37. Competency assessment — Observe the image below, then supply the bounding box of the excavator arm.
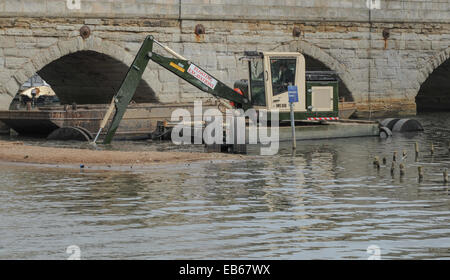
[98,35,250,144]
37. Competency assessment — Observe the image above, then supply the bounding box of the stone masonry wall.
[0,0,449,116]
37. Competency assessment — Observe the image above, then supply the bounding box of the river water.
[0,112,449,260]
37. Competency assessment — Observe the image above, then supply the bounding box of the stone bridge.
[0,0,449,117]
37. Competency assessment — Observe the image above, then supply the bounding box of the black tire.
[47,126,91,141]
[74,126,93,140]
[379,118,400,131]
[379,127,393,138]
[392,119,424,132]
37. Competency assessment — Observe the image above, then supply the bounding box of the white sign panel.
[67,0,81,10]
[366,0,381,10]
[187,64,218,90]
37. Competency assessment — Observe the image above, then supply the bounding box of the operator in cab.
[272,60,295,95]
[279,63,295,87]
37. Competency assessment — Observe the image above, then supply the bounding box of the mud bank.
[0,140,238,167]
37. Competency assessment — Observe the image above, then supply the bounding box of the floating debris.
[391,162,395,176]
[415,142,419,161]
[373,156,380,169]
[444,169,448,184]
[402,150,408,160]
[418,166,424,181]
[399,163,405,176]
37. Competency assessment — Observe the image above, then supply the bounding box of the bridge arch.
[1,36,161,107]
[416,47,450,112]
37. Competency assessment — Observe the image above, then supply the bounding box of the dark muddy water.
[0,113,449,259]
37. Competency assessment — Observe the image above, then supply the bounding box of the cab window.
[249,59,266,106]
[270,58,296,96]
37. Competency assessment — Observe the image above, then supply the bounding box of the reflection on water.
[0,113,449,259]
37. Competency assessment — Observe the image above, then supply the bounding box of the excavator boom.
[100,35,250,144]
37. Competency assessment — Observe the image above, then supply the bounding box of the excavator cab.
[242,51,339,120]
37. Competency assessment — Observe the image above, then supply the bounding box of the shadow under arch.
[416,47,450,112]
[4,36,160,106]
[303,54,353,101]
[37,50,157,104]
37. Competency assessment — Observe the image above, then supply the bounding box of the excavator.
[95,35,340,144]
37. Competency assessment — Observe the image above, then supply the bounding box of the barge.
[0,100,375,141]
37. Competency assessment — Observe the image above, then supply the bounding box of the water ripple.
[0,113,449,259]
